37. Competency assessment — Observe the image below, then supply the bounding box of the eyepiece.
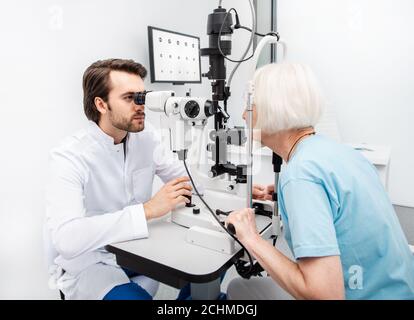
[133,91,151,105]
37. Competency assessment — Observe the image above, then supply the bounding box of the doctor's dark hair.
[82,59,147,123]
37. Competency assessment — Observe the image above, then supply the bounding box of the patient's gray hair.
[253,62,325,134]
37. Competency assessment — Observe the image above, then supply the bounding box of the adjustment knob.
[184,100,200,118]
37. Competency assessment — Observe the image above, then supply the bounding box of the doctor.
[226,63,414,300]
[45,59,193,300]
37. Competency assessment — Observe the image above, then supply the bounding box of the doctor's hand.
[143,176,192,220]
[225,208,260,244]
[253,184,274,201]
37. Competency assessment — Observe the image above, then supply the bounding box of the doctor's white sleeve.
[152,135,205,194]
[45,151,148,260]
[153,139,187,182]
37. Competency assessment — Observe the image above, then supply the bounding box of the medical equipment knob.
[184,195,195,207]
[227,223,236,235]
[184,100,200,118]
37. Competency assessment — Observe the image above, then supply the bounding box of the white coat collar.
[87,121,128,150]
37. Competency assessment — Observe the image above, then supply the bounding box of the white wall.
[277,0,414,207]
[0,0,253,299]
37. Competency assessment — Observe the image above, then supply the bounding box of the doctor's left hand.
[225,208,260,244]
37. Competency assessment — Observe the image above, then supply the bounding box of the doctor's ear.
[94,97,109,115]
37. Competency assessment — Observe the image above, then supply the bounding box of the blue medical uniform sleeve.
[281,179,340,260]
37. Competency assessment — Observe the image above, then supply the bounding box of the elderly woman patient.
[226,63,414,300]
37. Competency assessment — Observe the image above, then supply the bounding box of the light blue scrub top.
[278,134,414,299]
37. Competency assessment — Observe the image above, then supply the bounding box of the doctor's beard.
[108,104,145,133]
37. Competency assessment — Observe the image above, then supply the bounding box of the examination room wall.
[0,0,253,299]
[277,0,414,209]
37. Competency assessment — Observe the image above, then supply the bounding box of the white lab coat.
[45,121,187,299]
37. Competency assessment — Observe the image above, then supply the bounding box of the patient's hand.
[226,208,259,243]
[252,184,274,201]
